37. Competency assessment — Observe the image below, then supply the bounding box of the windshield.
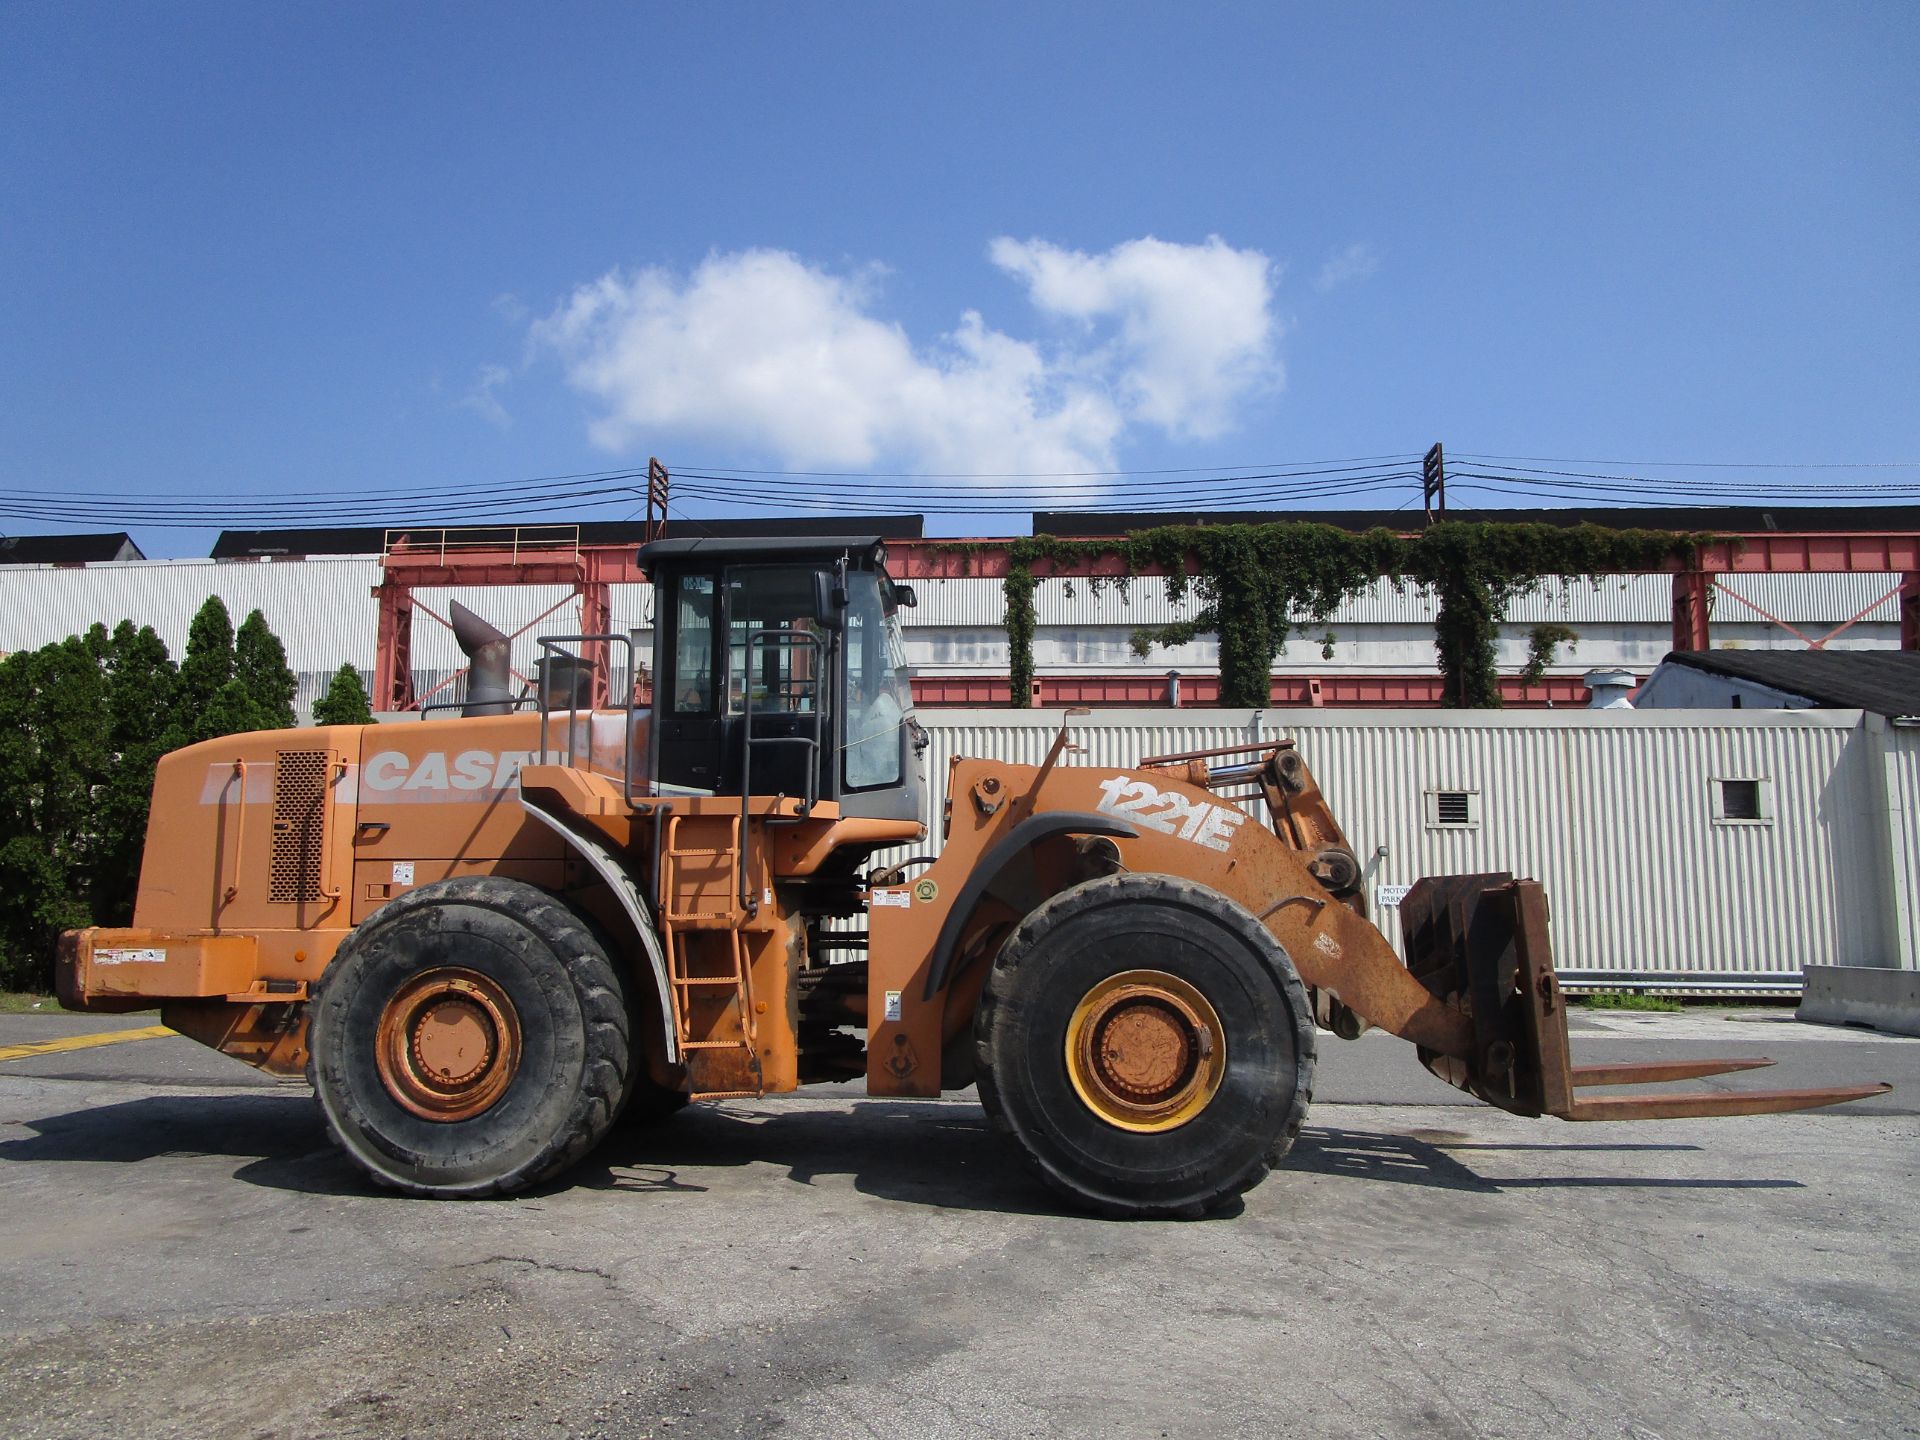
[843,569,913,790]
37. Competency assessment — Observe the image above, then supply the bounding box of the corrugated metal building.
[0,553,1903,715]
[0,546,1910,988]
[892,708,1917,993]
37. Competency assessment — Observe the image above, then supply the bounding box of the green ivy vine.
[979,520,1704,709]
[1520,623,1580,688]
[1406,522,1698,706]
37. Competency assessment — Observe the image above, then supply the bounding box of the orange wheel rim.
[1064,969,1226,1133]
[375,968,521,1122]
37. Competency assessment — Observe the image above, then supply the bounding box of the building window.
[1426,789,1478,829]
[1713,777,1771,824]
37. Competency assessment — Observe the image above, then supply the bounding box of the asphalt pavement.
[1,1005,1915,1439]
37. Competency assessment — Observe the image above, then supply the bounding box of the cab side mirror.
[813,570,847,630]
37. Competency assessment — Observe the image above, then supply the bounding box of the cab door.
[718,564,836,803]
[653,569,724,793]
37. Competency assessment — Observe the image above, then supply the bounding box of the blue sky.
[2,2,1916,554]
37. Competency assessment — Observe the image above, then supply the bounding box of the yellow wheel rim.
[1064,969,1226,1133]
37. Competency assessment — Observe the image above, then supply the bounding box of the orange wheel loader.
[57,536,1890,1217]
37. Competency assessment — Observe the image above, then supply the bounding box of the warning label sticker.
[95,948,167,966]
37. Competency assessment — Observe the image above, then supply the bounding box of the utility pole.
[645,457,671,544]
[1422,443,1446,523]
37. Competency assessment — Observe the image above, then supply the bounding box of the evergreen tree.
[0,647,44,987]
[29,636,111,864]
[0,835,90,991]
[166,595,236,749]
[0,650,41,843]
[89,622,178,924]
[201,677,265,741]
[0,639,111,989]
[235,608,297,730]
[105,621,177,755]
[312,664,374,726]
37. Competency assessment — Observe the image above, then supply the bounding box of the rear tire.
[974,874,1315,1219]
[307,876,631,1197]
[619,1075,691,1127]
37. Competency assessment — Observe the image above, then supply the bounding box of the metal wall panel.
[1882,724,1920,968]
[890,708,1881,989]
[1,560,1901,703]
[0,560,658,717]
[0,557,383,667]
[908,573,1903,629]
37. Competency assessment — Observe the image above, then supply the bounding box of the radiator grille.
[271,751,331,903]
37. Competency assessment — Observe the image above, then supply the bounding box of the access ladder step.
[680,1038,756,1051]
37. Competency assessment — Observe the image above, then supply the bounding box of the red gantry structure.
[370,474,1920,713]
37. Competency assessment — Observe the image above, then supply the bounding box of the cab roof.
[637,535,889,568]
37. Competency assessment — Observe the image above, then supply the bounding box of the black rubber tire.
[307,876,631,1197]
[619,1075,691,1128]
[974,873,1316,1219]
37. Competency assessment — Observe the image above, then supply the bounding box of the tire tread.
[974,873,1316,1219]
[307,876,630,1198]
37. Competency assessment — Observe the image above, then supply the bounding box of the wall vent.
[1713,777,1772,824]
[1427,789,1479,828]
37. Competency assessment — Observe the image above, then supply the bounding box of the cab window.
[725,567,820,712]
[668,573,716,714]
[843,571,910,790]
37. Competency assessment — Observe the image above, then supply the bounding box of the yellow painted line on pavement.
[0,1024,174,1063]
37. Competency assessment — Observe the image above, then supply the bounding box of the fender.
[920,809,1138,1001]
[519,802,679,1065]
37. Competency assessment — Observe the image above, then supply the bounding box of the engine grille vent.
[270,750,331,903]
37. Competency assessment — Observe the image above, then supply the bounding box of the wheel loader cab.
[640,536,923,822]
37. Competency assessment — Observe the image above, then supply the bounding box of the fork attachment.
[1397,874,1891,1120]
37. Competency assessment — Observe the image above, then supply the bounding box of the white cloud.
[1314,242,1380,294]
[459,363,513,430]
[533,236,1281,476]
[988,235,1277,438]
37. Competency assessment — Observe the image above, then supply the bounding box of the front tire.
[307,877,631,1197]
[974,874,1315,1218]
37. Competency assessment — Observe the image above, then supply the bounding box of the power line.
[1452,452,1920,470]
[5,447,1917,534]
[666,453,1424,479]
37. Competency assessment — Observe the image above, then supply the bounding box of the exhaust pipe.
[450,600,514,717]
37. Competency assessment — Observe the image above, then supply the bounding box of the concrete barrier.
[1798,965,1920,1038]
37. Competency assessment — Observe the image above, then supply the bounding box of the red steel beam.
[378,530,1919,587]
[373,526,1920,705]
[910,673,1606,709]
[374,540,647,710]
[884,531,1920,581]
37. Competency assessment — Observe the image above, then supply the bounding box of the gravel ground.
[1,1050,1915,1440]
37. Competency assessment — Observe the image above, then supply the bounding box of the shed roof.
[210,514,923,558]
[1661,649,1920,717]
[1033,504,1920,536]
[0,532,146,564]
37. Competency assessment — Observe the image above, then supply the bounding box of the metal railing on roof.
[382,525,583,565]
